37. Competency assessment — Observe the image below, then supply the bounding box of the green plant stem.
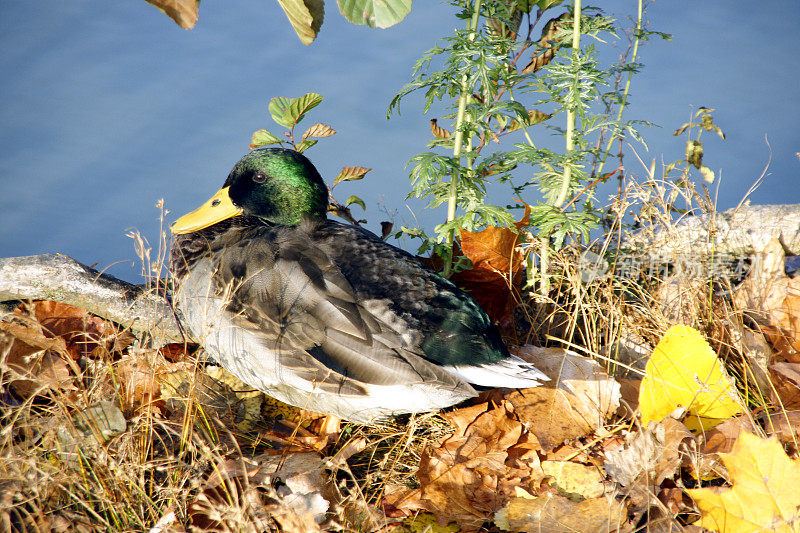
[540,0,581,296]
[443,0,482,277]
[595,0,642,178]
[553,0,582,209]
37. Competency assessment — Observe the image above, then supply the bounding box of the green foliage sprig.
[250,92,372,225]
[389,0,662,287]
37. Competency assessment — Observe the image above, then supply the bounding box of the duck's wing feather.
[196,218,472,393]
[314,221,512,367]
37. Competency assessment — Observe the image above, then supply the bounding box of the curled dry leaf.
[0,321,73,398]
[301,122,336,141]
[505,109,553,132]
[276,0,325,45]
[430,118,451,139]
[333,166,372,186]
[520,12,570,75]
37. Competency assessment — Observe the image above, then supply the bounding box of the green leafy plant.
[250,92,372,224]
[388,0,665,289]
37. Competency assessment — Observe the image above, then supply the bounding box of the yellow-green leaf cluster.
[337,0,412,29]
[269,93,323,129]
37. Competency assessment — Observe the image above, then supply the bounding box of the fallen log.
[0,253,183,342]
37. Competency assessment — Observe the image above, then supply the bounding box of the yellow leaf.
[639,325,744,432]
[333,166,371,186]
[144,0,199,29]
[276,0,324,45]
[687,432,800,533]
[506,109,553,132]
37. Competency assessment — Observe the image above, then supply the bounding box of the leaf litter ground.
[4,231,800,531]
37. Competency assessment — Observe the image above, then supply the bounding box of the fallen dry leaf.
[0,321,74,398]
[516,345,621,427]
[189,452,329,531]
[687,432,800,533]
[390,400,545,531]
[770,362,800,409]
[726,322,774,395]
[116,356,164,414]
[159,342,198,362]
[495,492,627,533]
[28,300,123,359]
[700,416,757,455]
[540,461,606,499]
[380,513,460,533]
[506,387,597,452]
[759,409,800,444]
[735,238,800,362]
[604,417,695,487]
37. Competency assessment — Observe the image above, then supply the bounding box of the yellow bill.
[171,186,243,234]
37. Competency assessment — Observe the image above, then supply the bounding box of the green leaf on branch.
[334,166,372,186]
[287,92,324,126]
[269,97,294,128]
[249,129,283,149]
[295,139,318,153]
[269,93,323,128]
[336,0,412,29]
[276,0,325,45]
[346,195,366,210]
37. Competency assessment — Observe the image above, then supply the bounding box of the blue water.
[1,1,798,283]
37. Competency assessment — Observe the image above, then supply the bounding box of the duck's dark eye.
[253,173,267,184]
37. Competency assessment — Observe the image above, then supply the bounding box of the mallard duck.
[170,148,546,423]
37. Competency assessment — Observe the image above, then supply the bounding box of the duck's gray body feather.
[171,216,545,422]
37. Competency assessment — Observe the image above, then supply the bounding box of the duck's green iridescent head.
[172,148,329,234]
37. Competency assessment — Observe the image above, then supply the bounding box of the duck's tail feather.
[442,355,549,389]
